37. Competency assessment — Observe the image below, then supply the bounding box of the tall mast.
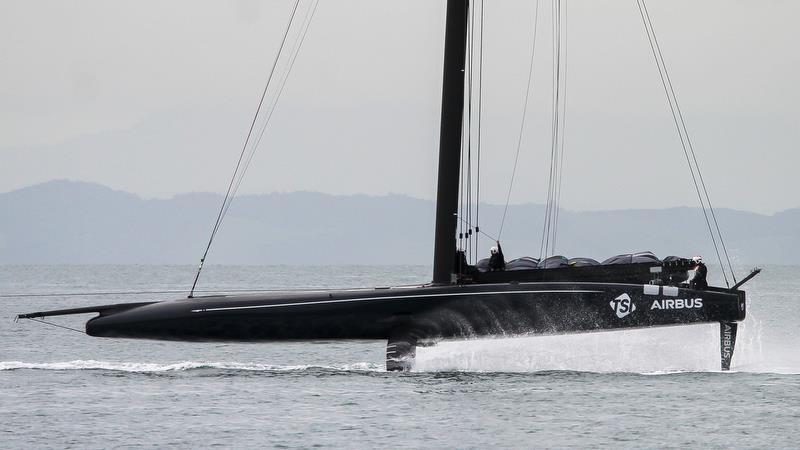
[432,0,470,285]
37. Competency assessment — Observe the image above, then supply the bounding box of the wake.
[4,314,796,376]
[414,320,800,375]
[2,358,798,375]
[0,360,383,373]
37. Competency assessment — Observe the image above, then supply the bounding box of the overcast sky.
[1,0,798,214]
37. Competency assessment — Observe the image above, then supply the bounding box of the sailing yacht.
[18,0,757,371]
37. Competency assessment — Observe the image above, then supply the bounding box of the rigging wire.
[188,0,317,297]
[460,0,471,256]
[459,110,465,252]
[20,318,86,335]
[498,0,541,241]
[551,3,569,254]
[543,0,558,259]
[635,0,732,286]
[3,290,192,298]
[467,1,474,261]
[540,0,564,260]
[466,0,475,257]
[221,0,320,223]
[458,0,485,263]
[459,39,468,255]
[475,0,485,263]
[469,0,485,261]
[459,216,498,242]
[639,0,736,284]
[1,288,323,299]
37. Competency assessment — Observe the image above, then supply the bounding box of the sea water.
[1,265,798,448]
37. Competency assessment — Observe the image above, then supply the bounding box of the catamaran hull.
[84,282,744,342]
[20,281,745,370]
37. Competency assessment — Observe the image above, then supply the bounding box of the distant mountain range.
[1,180,797,265]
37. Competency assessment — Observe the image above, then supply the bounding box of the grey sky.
[1,0,798,214]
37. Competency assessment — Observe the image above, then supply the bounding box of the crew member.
[454,249,477,277]
[489,241,506,271]
[690,256,708,290]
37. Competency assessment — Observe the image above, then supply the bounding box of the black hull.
[83,282,745,343]
[18,281,747,370]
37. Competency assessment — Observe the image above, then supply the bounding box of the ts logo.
[610,293,637,319]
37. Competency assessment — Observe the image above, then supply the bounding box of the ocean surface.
[1,264,799,448]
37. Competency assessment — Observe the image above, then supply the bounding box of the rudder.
[720,321,738,371]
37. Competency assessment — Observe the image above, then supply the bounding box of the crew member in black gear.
[690,256,708,290]
[454,249,477,278]
[488,241,506,271]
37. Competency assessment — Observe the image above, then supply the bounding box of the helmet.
[692,256,703,262]
[490,246,498,254]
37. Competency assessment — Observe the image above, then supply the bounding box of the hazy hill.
[1,180,797,265]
